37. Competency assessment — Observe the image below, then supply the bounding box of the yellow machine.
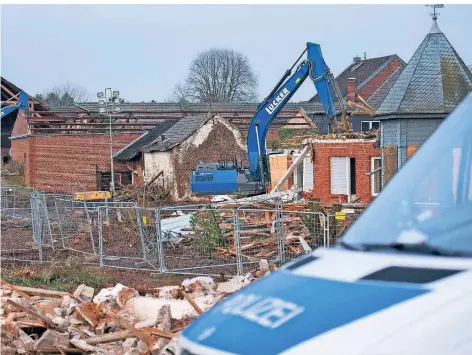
[73,191,112,201]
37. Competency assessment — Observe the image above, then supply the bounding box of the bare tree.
[173,48,258,103]
[36,83,90,107]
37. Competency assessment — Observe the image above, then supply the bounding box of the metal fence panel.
[1,186,34,210]
[233,208,283,274]
[279,210,327,262]
[326,204,367,246]
[158,206,239,276]
[1,185,369,275]
[1,208,42,262]
[98,206,160,271]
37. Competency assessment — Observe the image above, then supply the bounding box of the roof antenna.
[426,4,444,21]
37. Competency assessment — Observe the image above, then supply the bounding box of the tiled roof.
[377,20,472,114]
[142,114,207,153]
[367,66,404,110]
[114,120,178,160]
[309,55,405,102]
[51,101,332,115]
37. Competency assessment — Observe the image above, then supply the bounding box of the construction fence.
[1,185,368,276]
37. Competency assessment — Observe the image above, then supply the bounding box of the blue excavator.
[190,42,349,196]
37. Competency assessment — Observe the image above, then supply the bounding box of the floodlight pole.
[98,88,120,196]
[105,88,115,196]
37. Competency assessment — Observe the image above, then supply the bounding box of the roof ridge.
[366,66,403,102]
[354,55,398,94]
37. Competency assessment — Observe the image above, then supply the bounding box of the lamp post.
[97,89,121,196]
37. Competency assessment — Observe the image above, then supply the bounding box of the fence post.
[82,201,97,255]
[54,200,67,249]
[325,214,330,247]
[30,194,43,262]
[275,200,285,265]
[155,208,165,273]
[40,194,54,249]
[234,209,243,276]
[98,207,104,267]
[135,206,148,262]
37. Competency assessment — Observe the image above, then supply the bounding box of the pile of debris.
[115,184,172,207]
[0,269,265,354]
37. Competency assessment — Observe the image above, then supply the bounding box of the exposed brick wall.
[11,112,29,137]
[10,137,31,185]
[358,58,403,100]
[313,141,380,204]
[10,133,139,193]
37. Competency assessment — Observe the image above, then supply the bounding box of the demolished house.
[268,131,380,204]
[114,113,246,200]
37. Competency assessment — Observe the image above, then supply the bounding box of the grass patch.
[1,257,108,292]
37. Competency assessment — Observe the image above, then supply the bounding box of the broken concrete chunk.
[259,259,270,277]
[93,283,128,304]
[95,319,106,335]
[18,330,35,352]
[136,340,149,354]
[66,315,83,326]
[216,275,252,294]
[35,329,69,351]
[122,337,138,353]
[155,286,180,299]
[61,295,78,315]
[117,287,139,309]
[73,284,95,303]
[181,277,216,295]
[52,316,69,330]
[149,304,171,354]
[53,307,64,317]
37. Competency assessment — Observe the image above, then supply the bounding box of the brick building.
[267,134,380,204]
[309,139,381,204]
[10,131,139,193]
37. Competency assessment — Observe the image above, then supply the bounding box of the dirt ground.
[1,260,187,294]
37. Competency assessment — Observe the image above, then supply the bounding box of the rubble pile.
[114,184,172,207]
[0,271,260,355]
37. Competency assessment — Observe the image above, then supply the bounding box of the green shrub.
[278,128,294,140]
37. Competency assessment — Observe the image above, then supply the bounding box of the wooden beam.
[272,146,310,192]
[356,94,375,113]
[297,108,316,128]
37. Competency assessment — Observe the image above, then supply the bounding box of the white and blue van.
[178,93,472,355]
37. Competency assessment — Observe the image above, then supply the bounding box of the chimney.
[364,52,367,60]
[347,78,356,102]
[353,55,361,64]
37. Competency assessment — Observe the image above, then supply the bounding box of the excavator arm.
[191,42,348,196]
[247,42,345,185]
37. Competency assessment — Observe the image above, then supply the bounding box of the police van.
[178,93,472,355]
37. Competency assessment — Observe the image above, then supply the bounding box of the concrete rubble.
[0,264,275,354]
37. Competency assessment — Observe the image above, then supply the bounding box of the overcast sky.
[2,4,472,103]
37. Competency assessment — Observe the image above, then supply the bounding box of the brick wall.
[10,133,139,193]
[313,140,381,203]
[10,137,31,185]
[358,58,403,100]
[11,112,28,137]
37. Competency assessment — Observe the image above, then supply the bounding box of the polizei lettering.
[219,293,304,329]
[265,88,290,115]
